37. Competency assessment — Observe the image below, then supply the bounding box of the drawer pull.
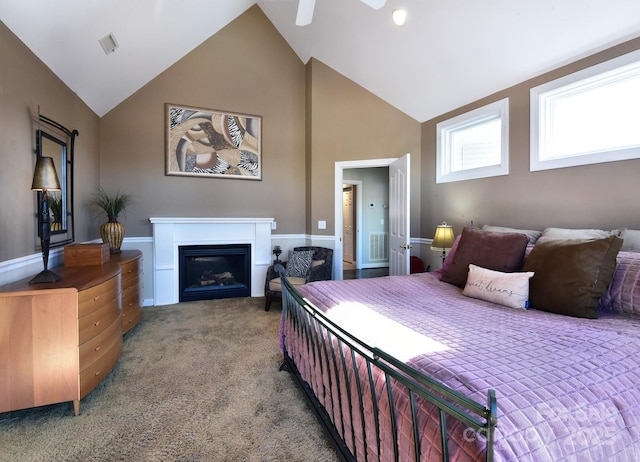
[93,295,101,301]
[95,346,101,352]
[95,370,102,376]
[94,320,100,327]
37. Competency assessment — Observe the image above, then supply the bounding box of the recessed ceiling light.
[392,9,407,27]
[98,33,119,55]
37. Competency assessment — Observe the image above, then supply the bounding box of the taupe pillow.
[482,225,542,245]
[538,227,616,241]
[619,228,640,252]
[523,236,623,319]
[440,227,529,288]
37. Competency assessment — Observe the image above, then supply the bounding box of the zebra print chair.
[264,246,333,311]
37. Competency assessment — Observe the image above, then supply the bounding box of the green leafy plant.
[91,187,134,218]
[48,192,63,220]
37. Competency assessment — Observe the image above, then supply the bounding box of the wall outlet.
[318,220,326,230]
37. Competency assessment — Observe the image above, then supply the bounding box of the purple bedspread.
[288,269,640,461]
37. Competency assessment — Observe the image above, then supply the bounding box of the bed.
[277,226,640,462]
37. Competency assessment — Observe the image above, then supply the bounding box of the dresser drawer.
[120,259,141,285]
[78,275,120,317]
[122,304,143,334]
[122,282,141,307]
[79,316,122,369]
[122,274,140,296]
[78,297,121,344]
[79,335,122,399]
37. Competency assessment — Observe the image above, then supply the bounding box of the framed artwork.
[166,103,262,180]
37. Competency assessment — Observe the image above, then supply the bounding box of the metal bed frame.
[278,271,498,462]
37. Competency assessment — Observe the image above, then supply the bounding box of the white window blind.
[437,98,509,183]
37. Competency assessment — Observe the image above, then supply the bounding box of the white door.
[388,154,410,275]
[342,186,355,263]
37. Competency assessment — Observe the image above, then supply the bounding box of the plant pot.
[100,215,125,254]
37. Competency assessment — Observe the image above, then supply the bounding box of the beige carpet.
[0,297,338,462]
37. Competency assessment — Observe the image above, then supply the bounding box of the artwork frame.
[165,103,262,180]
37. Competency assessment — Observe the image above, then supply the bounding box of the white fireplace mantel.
[150,217,274,305]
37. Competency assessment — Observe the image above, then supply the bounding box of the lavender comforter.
[282,255,640,461]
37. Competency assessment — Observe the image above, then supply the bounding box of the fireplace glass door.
[179,244,251,302]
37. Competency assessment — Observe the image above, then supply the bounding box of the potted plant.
[48,192,63,231]
[91,187,134,253]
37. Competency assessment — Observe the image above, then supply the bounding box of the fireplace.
[179,244,251,302]
[149,217,274,306]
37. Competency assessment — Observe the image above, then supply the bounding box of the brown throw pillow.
[440,227,529,288]
[522,236,623,319]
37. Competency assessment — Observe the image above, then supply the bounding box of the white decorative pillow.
[285,250,314,278]
[462,264,534,309]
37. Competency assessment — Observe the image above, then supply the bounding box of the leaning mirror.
[35,114,78,248]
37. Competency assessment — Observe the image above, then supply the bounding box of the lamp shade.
[431,223,455,250]
[31,156,61,191]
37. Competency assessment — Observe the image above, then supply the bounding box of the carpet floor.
[0,297,338,462]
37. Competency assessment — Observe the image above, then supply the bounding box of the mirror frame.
[35,114,78,248]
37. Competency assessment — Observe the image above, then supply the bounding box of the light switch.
[271,221,277,230]
[318,220,326,230]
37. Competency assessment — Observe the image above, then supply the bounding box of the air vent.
[98,33,119,55]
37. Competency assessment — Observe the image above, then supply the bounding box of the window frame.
[436,98,509,184]
[530,49,640,172]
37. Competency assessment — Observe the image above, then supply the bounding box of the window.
[436,98,509,183]
[531,49,640,171]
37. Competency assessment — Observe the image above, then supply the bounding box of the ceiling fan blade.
[360,0,386,10]
[296,0,316,26]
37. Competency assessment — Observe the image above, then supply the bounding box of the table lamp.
[273,245,282,263]
[431,222,455,264]
[30,156,62,284]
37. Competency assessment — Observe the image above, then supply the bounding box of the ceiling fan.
[295,0,387,26]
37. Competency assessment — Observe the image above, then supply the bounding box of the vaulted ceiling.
[2,0,639,122]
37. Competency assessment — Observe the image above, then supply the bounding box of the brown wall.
[307,59,422,237]
[0,20,100,262]
[1,6,422,269]
[7,4,638,267]
[100,7,306,237]
[421,37,640,239]
[100,7,422,240]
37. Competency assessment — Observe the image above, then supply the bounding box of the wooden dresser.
[0,249,142,416]
[112,252,143,334]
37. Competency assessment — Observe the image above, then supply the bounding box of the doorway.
[342,181,361,270]
[334,155,410,280]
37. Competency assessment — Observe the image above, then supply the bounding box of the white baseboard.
[358,262,390,269]
[1,234,429,303]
